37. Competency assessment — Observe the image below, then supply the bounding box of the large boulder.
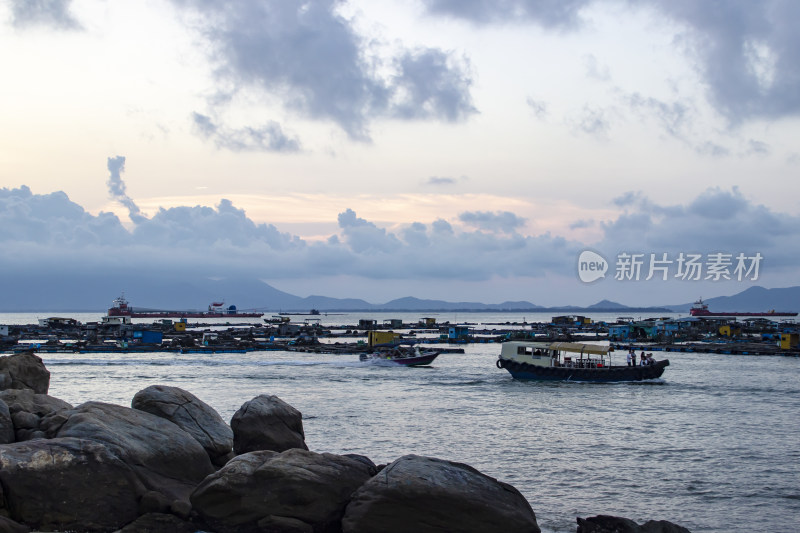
[0,389,73,442]
[577,515,692,533]
[191,448,375,533]
[45,401,215,502]
[0,437,143,532]
[342,455,540,533]
[0,353,49,394]
[132,385,233,465]
[231,395,308,454]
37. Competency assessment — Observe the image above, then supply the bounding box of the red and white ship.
[107,294,263,318]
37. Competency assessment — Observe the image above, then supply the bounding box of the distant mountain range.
[0,273,795,314]
[665,286,800,313]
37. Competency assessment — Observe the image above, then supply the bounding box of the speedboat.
[360,346,440,366]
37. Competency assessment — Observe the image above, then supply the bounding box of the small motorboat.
[359,346,440,366]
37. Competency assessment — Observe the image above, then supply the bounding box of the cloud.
[192,113,301,153]
[2,184,799,303]
[571,105,612,137]
[425,175,466,186]
[526,97,548,119]
[174,0,476,142]
[421,1,800,125]
[9,0,81,29]
[569,219,594,229]
[612,191,643,208]
[458,210,527,233]
[390,48,476,122]
[421,0,592,29]
[650,0,800,123]
[598,187,800,271]
[583,54,610,81]
[106,156,146,224]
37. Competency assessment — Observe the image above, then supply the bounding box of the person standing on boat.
[631,351,637,366]
[626,351,632,367]
[640,351,646,366]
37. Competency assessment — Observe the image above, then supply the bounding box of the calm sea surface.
[4,312,799,532]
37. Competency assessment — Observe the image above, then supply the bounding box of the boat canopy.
[548,342,609,355]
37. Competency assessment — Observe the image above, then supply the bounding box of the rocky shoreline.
[0,352,691,533]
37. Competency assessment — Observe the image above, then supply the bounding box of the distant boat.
[496,341,669,382]
[107,294,263,318]
[689,298,797,317]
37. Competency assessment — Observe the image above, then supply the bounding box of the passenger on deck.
[626,351,632,367]
[640,351,646,366]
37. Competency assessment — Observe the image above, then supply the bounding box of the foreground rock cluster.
[0,352,690,533]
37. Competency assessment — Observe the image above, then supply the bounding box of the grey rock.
[0,353,49,394]
[0,389,72,416]
[0,437,142,532]
[52,401,215,502]
[576,515,692,533]
[0,515,30,533]
[0,399,14,444]
[342,454,540,533]
[191,448,374,533]
[10,411,38,430]
[231,394,308,454]
[132,384,233,464]
[114,513,198,533]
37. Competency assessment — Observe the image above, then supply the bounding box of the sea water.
[5,312,800,532]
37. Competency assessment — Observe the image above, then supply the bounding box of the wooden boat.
[360,346,440,366]
[496,341,668,382]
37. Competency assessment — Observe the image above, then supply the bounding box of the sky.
[1,0,799,308]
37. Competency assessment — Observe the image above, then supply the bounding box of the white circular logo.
[577,250,608,283]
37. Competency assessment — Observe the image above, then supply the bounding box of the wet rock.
[191,448,374,532]
[0,353,49,394]
[231,394,308,454]
[132,385,234,465]
[576,515,692,533]
[50,401,215,502]
[0,437,142,532]
[342,454,540,533]
[114,513,198,533]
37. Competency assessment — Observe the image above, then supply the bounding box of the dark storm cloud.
[192,113,301,153]
[9,0,81,29]
[421,0,592,28]
[459,211,527,233]
[174,0,476,142]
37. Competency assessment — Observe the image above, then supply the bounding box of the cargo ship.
[689,298,797,317]
[107,294,263,318]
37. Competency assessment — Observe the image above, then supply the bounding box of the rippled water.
[39,343,800,533]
